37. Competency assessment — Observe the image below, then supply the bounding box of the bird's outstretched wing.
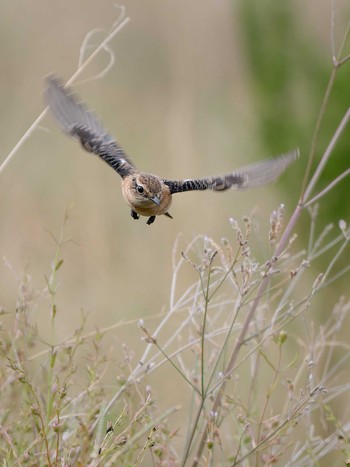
[45,75,135,178]
[163,149,299,194]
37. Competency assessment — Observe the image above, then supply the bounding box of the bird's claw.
[131,210,140,220]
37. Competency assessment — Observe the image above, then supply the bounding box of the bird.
[45,75,299,225]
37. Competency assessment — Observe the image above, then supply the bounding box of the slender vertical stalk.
[201,265,213,398]
[300,17,350,198]
[190,102,350,465]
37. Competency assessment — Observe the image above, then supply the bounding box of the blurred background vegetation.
[1,0,350,463]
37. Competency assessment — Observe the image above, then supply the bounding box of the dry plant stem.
[28,309,170,362]
[45,216,67,425]
[337,52,350,66]
[302,107,350,203]
[0,14,130,176]
[90,236,205,432]
[333,18,350,68]
[95,397,152,461]
[190,108,350,465]
[98,406,179,466]
[182,298,244,463]
[155,342,200,395]
[201,264,214,398]
[27,385,52,467]
[0,425,19,462]
[300,16,350,197]
[322,233,350,285]
[235,383,323,465]
[138,235,203,366]
[55,413,60,467]
[310,231,343,262]
[320,262,350,289]
[253,352,349,465]
[304,167,350,208]
[255,346,282,465]
[300,67,337,198]
[204,298,243,395]
[208,247,241,301]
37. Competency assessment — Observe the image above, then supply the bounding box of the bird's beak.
[150,195,160,206]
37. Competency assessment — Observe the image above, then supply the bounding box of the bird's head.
[131,173,163,207]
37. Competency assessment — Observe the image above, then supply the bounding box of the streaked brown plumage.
[45,75,299,225]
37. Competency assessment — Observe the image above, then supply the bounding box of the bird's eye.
[136,185,144,194]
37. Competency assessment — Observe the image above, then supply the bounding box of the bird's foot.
[131,210,140,220]
[147,216,156,225]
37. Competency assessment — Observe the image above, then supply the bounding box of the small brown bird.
[45,75,299,225]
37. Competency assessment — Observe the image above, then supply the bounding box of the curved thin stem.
[304,167,350,207]
[303,108,350,203]
[0,15,130,176]
[190,104,350,464]
[300,16,350,199]
[300,67,337,200]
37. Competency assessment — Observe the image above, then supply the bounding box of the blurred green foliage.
[237,2,350,309]
[239,1,350,220]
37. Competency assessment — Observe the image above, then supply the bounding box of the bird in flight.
[45,75,299,225]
